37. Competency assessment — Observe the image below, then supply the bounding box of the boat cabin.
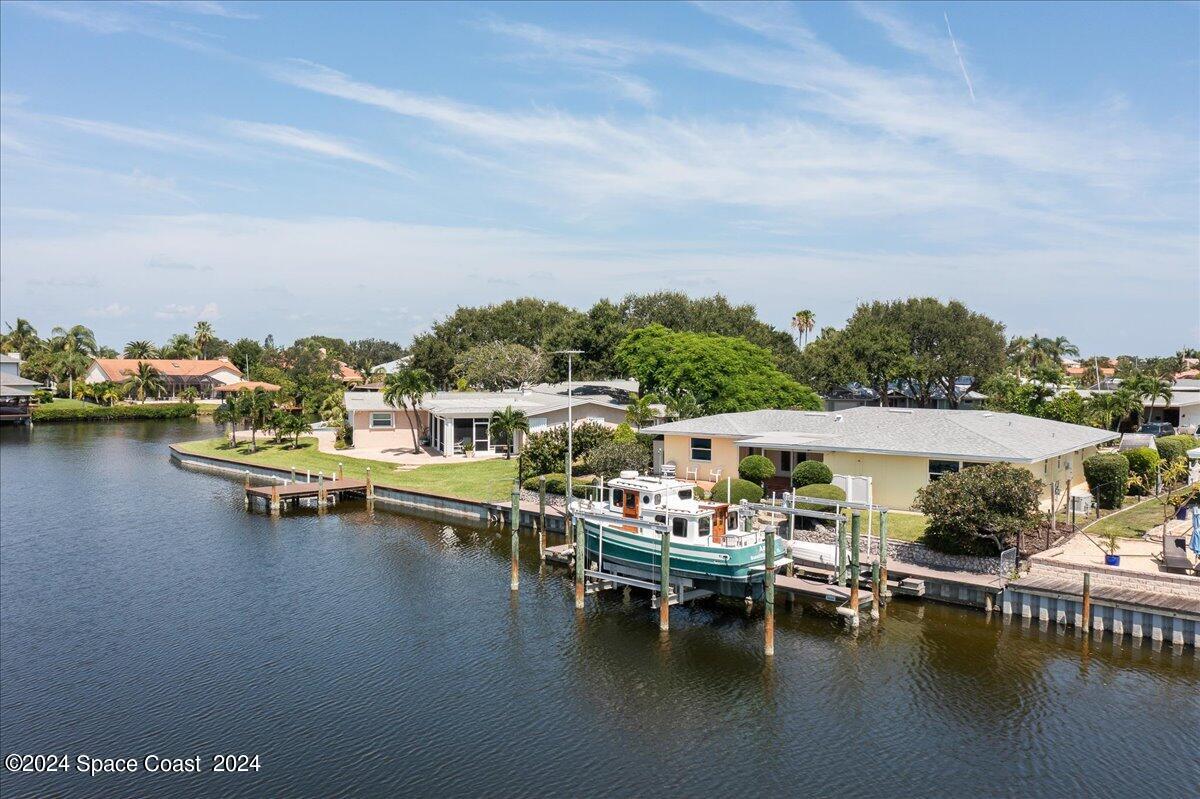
[603,471,743,544]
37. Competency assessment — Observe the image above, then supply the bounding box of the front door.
[712,505,727,543]
[474,419,490,452]
[652,439,664,471]
[622,490,639,519]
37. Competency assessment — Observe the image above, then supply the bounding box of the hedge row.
[521,473,598,497]
[32,402,199,423]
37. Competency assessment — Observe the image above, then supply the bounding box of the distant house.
[84,357,242,399]
[822,379,986,411]
[0,353,40,423]
[345,380,640,456]
[647,406,1117,510]
[372,356,412,375]
[1074,379,1200,432]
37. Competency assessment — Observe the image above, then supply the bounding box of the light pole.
[554,350,583,517]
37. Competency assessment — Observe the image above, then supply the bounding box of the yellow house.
[649,407,1118,510]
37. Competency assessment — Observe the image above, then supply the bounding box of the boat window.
[611,488,624,507]
[698,516,711,538]
[655,515,666,524]
[677,489,692,501]
[625,493,637,509]
[653,494,662,505]
[727,512,739,531]
[672,517,688,538]
[642,494,651,504]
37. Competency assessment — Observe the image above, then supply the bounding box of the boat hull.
[583,519,782,599]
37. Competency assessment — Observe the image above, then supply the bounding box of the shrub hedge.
[738,454,775,485]
[521,473,597,497]
[1083,453,1128,509]
[1122,447,1160,495]
[33,402,199,423]
[791,460,833,487]
[707,478,764,504]
[792,482,845,512]
[585,440,651,478]
[1154,434,1199,465]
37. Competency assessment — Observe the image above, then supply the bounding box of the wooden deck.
[775,573,870,607]
[1013,573,1200,616]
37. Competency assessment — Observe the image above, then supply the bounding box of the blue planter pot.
[1104,554,1120,567]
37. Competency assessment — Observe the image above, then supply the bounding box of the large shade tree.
[615,325,821,414]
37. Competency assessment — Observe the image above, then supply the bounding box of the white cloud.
[154,301,220,320]
[86,302,129,318]
[223,120,402,173]
[142,1,258,20]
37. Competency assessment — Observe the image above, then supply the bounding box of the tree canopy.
[615,324,821,414]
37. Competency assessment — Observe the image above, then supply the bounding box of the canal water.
[1,420,1196,798]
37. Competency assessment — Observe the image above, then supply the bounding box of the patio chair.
[709,466,723,482]
[685,465,699,481]
[1161,535,1196,574]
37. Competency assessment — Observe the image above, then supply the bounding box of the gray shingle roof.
[648,406,1117,462]
[345,381,635,416]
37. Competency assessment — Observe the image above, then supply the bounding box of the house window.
[780,451,792,472]
[370,412,392,429]
[691,437,712,461]
[929,460,960,481]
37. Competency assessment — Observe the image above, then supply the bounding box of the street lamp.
[554,350,583,516]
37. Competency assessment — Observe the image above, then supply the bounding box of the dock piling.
[879,510,890,601]
[290,467,296,484]
[836,516,847,587]
[338,462,344,480]
[365,467,373,500]
[871,561,881,621]
[1081,572,1092,632]
[538,476,547,534]
[764,524,775,657]
[510,479,520,592]
[659,527,671,633]
[270,484,280,515]
[849,512,861,617]
[574,517,585,609]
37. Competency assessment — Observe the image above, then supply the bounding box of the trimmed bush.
[1123,447,1160,495]
[738,454,775,485]
[521,421,613,476]
[691,484,708,501]
[792,483,845,512]
[791,460,833,487]
[707,478,764,504]
[585,440,651,478]
[914,463,1041,556]
[32,402,199,423]
[1083,453,1128,509]
[1155,434,1199,465]
[521,473,597,497]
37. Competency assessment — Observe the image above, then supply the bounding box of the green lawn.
[37,398,91,409]
[1086,494,1182,539]
[857,509,927,542]
[174,436,518,502]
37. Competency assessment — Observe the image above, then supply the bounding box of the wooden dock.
[245,478,370,513]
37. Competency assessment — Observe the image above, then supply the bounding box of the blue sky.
[1,0,1197,354]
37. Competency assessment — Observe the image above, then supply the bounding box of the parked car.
[1138,421,1176,436]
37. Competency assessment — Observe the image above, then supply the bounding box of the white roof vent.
[619,470,639,479]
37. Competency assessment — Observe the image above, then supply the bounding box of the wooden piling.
[879,510,890,601]
[317,471,326,508]
[538,476,547,534]
[870,561,881,621]
[849,512,861,616]
[510,480,520,592]
[836,516,847,587]
[365,467,373,500]
[764,526,775,657]
[1081,572,1092,632]
[290,467,296,484]
[659,527,671,632]
[574,517,585,609]
[338,462,344,480]
[270,484,280,516]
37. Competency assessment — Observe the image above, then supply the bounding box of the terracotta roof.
[337,362,364,382]
[213,380,281,393]
[90,358,243,381]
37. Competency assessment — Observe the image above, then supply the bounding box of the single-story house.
[647,406,1119,510]
[345,380,640,456]
[84,357,243,399]
[1,353,39,423]
[1073,379,1200,432]
[213,380,282,394]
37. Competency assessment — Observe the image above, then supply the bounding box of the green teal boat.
[568,472,786,600]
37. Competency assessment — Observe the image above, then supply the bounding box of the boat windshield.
[698,516,711,538]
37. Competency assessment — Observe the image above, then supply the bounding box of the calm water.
[1,420,1196,798]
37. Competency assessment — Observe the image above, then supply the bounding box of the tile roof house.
[84,357,242,399]
[647,406,1118,509]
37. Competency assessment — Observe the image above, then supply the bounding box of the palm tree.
[1006,336,1032,379]
[489,406,529,459]
[660,387,701,421]
[245,387,276,452]
[161,333,198,359]
[100,383,125,407]
[1142,375,1173,425]
[123,340,158,358]
[1052,336,1079,361]
[213,399,240,445]
[383,368,434,453]
[2,318,40,356]
[625,394,658,430]
[49,324,98,397]
[790,310,815,348]
[193,321,214,359]
[125,361,165,402]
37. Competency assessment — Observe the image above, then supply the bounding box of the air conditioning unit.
[1070,494,1093,514]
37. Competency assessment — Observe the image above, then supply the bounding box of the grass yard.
[856,509,927,542]
[36,398,91,410]
[174,436,518,502]
[1085,494,1184,539]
